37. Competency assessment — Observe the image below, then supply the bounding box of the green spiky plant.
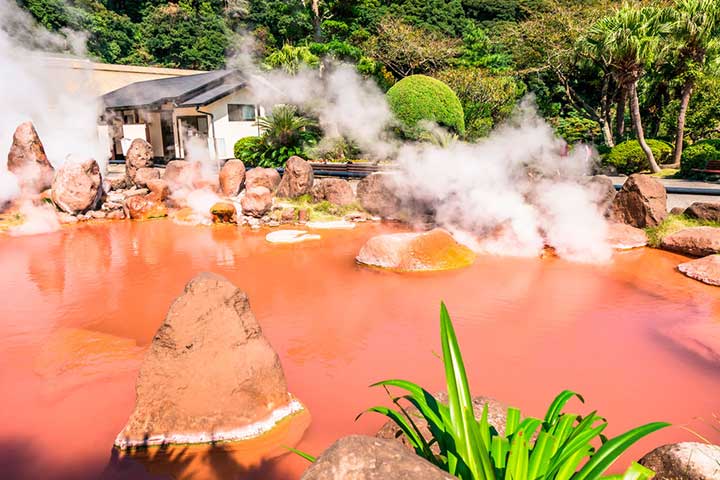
[356,303,669,480]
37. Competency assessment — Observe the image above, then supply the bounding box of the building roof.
[102,70,246,109]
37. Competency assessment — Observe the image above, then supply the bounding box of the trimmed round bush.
[233,136,262,167]
[680,139,720,177]
[605,139,673,175]
[387,75,465,138]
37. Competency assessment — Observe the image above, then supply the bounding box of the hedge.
[680,139,720,177]
[605,139,673,175]
[386,74,465,138]
[233,136,262,166]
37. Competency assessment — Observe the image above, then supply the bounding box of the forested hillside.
[17,0,720,173]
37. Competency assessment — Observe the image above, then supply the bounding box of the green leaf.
[573,422,670,480]
[285,446,316,463]
[506,407,521,436]
[600,462,656,480]
[544,390,584,428]
[506,430,529,480]
[359,406,427,455]
[527,431,556,479]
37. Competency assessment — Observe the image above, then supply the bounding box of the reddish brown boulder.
[219,159,246,197]
[684,202,720,222]
[51,159,102,214]
[210,201,237,224]
[356,172,401,218]
[311,178,354,206]
[133,167,160,188]
[277,156,314,198]
[357,229,476,272]
[377,393,507,455]
[610,174,667,227]
[7,121,54,192]
[301,435,454,480]
[162,160,191,187]
[125,193,168,220]
[639,442,720,480]
[678,255,720,286]
[114,272,301,448]
[240,186,272,218]
[606,223,648,249]
[125,139,154,184]
[146,179,170,201]
[245,167,281,192]
[660,227,720,257]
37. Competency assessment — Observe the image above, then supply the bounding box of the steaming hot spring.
[1,121,719,480]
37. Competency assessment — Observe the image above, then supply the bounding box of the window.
[228,104,256,122]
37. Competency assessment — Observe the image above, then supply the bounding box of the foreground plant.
[360,303,669,480]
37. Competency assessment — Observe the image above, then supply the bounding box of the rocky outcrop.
[311,178,354,206]
[219,159,246,197]
[114,272,302,448]
[51,159,102,214]
[606,223,648,249]
[146,179,170,201]
[582,175,616,215]
[357,228,476,272]
[133,167,160,188]
[300,435,455,480]
[356,172,401,218]
[377,393,507,454]
[162,160,191,188]
[639,442,720,480]
[7,121,54,192]
[210,201,237,224]
[125,139,154,184]
[240,186,272,218]
[245,167,281,193]
[277,156,314,198]
[684,202,720,222]
[678,255,720,286]
[660,227,720,257]
[125,193,168,220]
[610,174,667,228]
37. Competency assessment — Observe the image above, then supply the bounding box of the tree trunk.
[311,0,322,41]
[616,86,627,142]
[671,78,694,166]
[629,81,660,173]
[601,75,614,148]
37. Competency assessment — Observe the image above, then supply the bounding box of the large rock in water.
[300,435,455,480]
[125,193,168,220]
[684,202,720,222]
[219,159,246,196]
[606,223,648,249]
[311,178,354,206]
[245,167,281,192]
[356,172,401,218]
[639,442,720,480]
[7,121,54,192]
[51,159,102,214]
[678,255,720,286]
[277,156,314,198]
[356,228,476,272]
[125,139,154,184]
[377,393,507,454]
[163,160,192,188]
[240,186,272,217]
[660,227,720,257]
[114,272,302,448]
[610,174,667,227]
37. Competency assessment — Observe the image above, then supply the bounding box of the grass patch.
[0,212,24,231]
[645,214,720,247]
[650,168,680,179]
[276,195,365,221]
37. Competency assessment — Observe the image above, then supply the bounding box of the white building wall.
[206,90,262,159]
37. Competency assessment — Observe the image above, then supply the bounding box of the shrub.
[360,303,668,480]
[233,136,262,165]
[386,74,465,138]
[605,140,673,175]
[680,140,720,178]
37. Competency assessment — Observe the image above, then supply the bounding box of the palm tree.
[667,0,720,165]
[257,105,318,149]
[263,44,320,75]
[583,5,665,173]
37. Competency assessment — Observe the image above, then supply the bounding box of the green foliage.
[233,136,262,164]
[243,0,313,47]
[387,75,466,138]
[680,140,720,177]
[552,115,602,144]
[645,214,720,247]
[435,67,523,139]
[362,303,668,480]
[263,44,320,74]
[606,140,673,175]
[386,0,468,37]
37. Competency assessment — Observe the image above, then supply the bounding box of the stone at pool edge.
[639,442,720,480]
[356,228,476,272]
[660,227,720,257]
[300,435,455,480]
[609,174,667,228]
[678,255,720,286]
[114,272,305,448]
[606,223,648,249]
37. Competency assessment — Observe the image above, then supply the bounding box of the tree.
[582,6,665,173]
[364,16,461,78]
[263,44,320,74]
[667,0,720,165]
